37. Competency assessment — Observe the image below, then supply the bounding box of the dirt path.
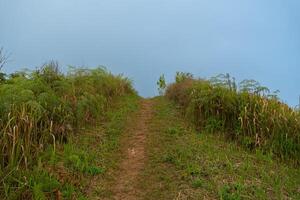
[113,99,153,200]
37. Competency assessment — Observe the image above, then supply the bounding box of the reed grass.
[166,73,300,164]
[0,63,136,189]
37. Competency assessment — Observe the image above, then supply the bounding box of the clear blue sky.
[0,0,299,106]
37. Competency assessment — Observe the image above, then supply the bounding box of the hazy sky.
[0,0,299,106]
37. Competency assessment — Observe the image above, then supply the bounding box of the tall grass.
[0,63,135,184]
[166,73,300,164]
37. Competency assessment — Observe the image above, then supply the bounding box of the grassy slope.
[12,95,140,200]
[139,97,300,200]
[0,66,137,199]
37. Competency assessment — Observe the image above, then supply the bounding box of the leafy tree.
[210,73,237,91]
[239,79,261,93]
[239,79,272,96]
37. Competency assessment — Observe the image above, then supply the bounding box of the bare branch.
[0,47,10,70]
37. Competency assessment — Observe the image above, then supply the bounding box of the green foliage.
[63,143,104,175]
[192,177,203,188]
[29,171,60,200]
[166,72,300,163]
[61,183,76,199]
[0,72,6,83]
[157,74,166,95]
[210,73,237,92]
[166,126,184,136]
[219,183,243,200]
[175,71,193,83]
[204,117,225,134]
[0,63,136,198]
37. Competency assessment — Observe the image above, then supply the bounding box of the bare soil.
[113,99,153,200]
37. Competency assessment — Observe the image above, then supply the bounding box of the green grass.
[139,97,300,199]
[0,63,135,173]
[165,73,300,163]
[0,62,137,198]
[1,65,299,199]
[46,94,139,199]
[0,94,139,199]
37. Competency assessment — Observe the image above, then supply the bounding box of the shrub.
[157,74,166,95]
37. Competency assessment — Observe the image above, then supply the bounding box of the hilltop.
[0,65,299,200]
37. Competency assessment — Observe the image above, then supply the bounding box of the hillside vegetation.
[165,72,300,164]
[0,62,136,199]
[140,97,299,199]
[1,64,299,199]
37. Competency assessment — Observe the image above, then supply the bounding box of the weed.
[166,126,184,136]
[219,183,243,200]
[192,177,203,188]
[157,74,166,95]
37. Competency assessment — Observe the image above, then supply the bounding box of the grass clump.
[165,72,300,164]
[219,183,243,200]
[63,143,104,175]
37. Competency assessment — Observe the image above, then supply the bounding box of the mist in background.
[1,0,299,106]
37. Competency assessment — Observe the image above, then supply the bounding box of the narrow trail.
[113,99,153,200]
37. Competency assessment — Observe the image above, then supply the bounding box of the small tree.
[0,47,9,83]
[157,74,166,95]
[210,73,237,91]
